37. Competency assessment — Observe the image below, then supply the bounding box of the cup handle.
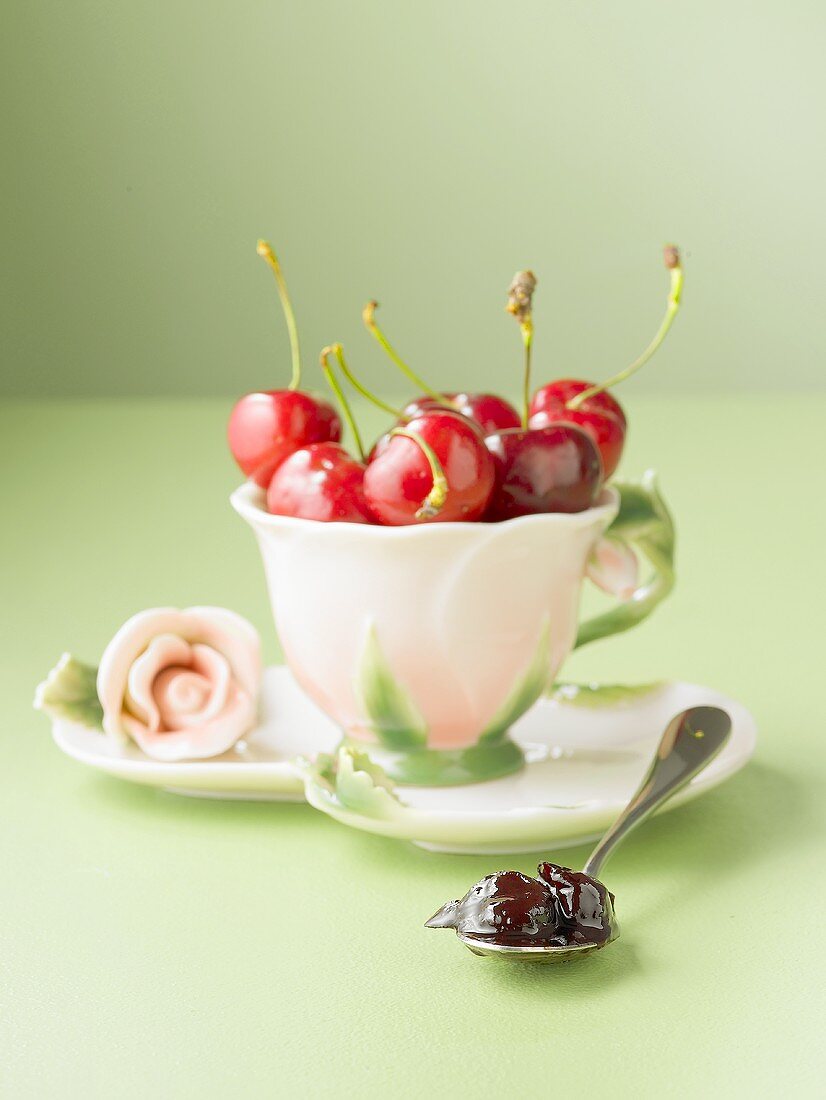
[574,470,675,650]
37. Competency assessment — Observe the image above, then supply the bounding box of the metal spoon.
[426,705,732,961]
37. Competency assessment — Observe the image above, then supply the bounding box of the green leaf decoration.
[550,681,665,707]
[479,617,551,741]
[298,747,585,843]
[353,624,428,750]
[34,654,104,729]
[299,747,405,822]
[575,470,676,649]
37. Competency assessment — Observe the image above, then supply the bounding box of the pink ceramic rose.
[97,607,261,762]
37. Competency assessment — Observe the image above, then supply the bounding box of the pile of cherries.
[228,242,683,525]
[425,863,616,949]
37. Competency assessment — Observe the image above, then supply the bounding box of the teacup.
[231,472,674,785]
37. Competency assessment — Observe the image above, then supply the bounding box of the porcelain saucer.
[51,667,336,801]
[52,666,756,852]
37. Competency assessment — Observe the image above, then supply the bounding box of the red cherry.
[484,424,603,521]
[455,393,522,433]
[403,393,521,435]
[369,406,476,463]
[266,442,374,523]
[530,378,626,427]
[228,390,342,488]
[365,412,495,525]
[528,379,626,479]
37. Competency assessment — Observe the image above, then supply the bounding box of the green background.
[3,0,826,398]
[2,397,824,1096]
[3,2,826,1095]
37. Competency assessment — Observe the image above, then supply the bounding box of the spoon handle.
[582,705,731,880]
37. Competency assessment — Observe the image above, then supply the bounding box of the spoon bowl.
[426,705,731,961]
[457,928,620,962]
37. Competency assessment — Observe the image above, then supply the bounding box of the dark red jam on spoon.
[425,863,616,949]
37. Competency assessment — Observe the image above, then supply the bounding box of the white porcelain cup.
[232,473,674,785]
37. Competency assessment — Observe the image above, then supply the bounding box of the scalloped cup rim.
[230,480,620,535]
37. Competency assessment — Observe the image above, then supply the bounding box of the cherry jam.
[426,863,616,949]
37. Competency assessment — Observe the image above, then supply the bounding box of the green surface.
[3,1,826,399]
[1,395,824,1097]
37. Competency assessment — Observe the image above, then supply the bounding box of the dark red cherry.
[473,871,555,937]
[364,412,495,525]
[484,424,603,521]
[426,871,555,939]
[529,379,626,479]
[537,862,616,942]
[266,442,374,523]
[228,390,342,488]
[403,392,521,435]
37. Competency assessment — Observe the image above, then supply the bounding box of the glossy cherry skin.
[529,379,626,479]
[228,390,342,488]
[364,412,495,525]
[484,423,603,521]
[369,406,474,463]
[403,393,521,435]
[266,442,375,524]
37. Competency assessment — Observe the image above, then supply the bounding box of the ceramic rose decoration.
[36,607,261,762]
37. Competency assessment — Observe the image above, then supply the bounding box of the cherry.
[528,246,684,479]
[473,871,554,937]
[366,406,476,465]
[326,347,497,523]
[266,442,374,523]
[227,241,341,487]
[537,863,615,940]
[364,412,495,525]
[427,871,554,938]
[486,274,606,522]
[529,379,626,478]
[484,423,603,521]
[228,390,341,487]
[403,392,521,435]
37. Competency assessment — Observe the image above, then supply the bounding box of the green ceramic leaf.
[550,681,664,707]
[34,654,104,729]
[299,747,404,822]
[354,624,428,750]
[575,470,676,649]
[479,617,551,741]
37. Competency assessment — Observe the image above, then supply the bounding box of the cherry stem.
[362,301,446,402]
[389,427,449,519]
[521,324,533,429]
[319,345,366,461]
[568,245,684,409]
[332,344,405,419]
[257,240,302,390]
[506,271,538,428]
